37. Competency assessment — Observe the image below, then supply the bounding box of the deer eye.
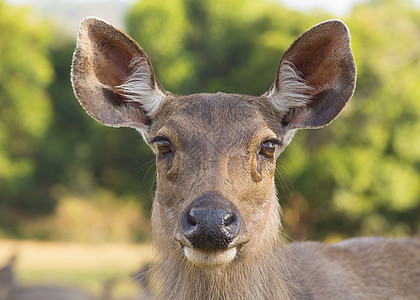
[157,139,172,155]
[260,139,280,158]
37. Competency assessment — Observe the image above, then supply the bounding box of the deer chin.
[184,247,237,267]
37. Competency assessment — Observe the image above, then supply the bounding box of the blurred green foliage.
[0,0,154,240]
[0,1,54,226]
[0,0,419,242]
[126,0,322,95]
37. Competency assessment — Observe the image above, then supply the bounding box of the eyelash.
[263,138,282,147]
[259,138,282,158]
[149,135,169,145]
[150,136,173,156]
[149,137,282,156]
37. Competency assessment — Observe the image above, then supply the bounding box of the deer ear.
[266,20,356,130]
[71,17,167,129]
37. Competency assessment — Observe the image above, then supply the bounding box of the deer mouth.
[175,229,246,267]
[175,237,249,268]
[183,246,238,267]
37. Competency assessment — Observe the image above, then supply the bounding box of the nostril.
[188,212,197,226]
[223,213,240,240]
[223,213,234,227]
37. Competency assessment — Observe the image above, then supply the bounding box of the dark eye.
[260,140,277,158]
[157,139,172,155]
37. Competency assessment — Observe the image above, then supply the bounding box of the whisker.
[275,162,295,205]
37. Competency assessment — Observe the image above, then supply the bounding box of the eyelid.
[263,138,282,147]
[149,136,281,148]
[149,135,170,145]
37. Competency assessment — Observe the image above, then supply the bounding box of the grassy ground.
[0,239,153,299]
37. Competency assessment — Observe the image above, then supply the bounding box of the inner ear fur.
[269,20,356,129]
[71,17,166,129]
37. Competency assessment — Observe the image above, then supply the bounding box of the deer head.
[71,17,356,269]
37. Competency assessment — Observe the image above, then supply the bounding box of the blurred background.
[1,0,420,298]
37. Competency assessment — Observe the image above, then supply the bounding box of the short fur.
[71,17,420,300]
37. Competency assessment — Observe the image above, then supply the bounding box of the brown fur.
[71,17,420,299]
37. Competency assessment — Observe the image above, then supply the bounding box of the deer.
[0,256,95,300]
[0,256,15,300]
[71,17,420,299]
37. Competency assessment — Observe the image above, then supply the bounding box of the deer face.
[146,93,287,266]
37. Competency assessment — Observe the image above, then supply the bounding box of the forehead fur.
[150,92,269,141]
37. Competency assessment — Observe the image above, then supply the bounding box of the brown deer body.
[71,17,420,299]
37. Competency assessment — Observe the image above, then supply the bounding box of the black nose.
[180,191,242,250]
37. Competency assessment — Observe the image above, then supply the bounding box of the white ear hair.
[267,61,314,113]
[117,58,166,117]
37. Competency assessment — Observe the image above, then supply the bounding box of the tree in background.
[0,1,54,232]
[0,1,152,241]
[126,0,324,95]
[311,0,420,240]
